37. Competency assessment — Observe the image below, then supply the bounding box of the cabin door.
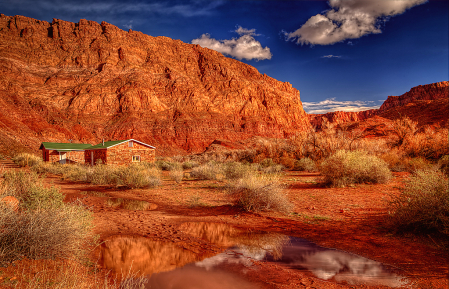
[59,152,67,164]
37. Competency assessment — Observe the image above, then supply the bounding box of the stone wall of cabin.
[107,141,156,166]
[84,149,107,165]
[44,150,86,164]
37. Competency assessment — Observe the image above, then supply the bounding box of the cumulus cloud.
[302,98,383,114]
[191,26,272,61]
[286,0,428,45]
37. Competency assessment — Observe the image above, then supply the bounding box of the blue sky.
[1,0,447,113]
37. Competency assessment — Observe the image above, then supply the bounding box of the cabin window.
[129,141,133,147]
[132,155,140,162]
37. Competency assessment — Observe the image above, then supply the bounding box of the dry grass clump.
[227,173,293,213]
[169,169,184,183]
[182,161,199,170]
[9,258,148,289]
[320,150,392,187]
[12,153,42,167]
[388,169,449,236]
[293,158,316,172]
[0,172,95,267]
[191,162,225,180]
[0,203,95,266]
[223,161,254,180]
[380,150,433,172]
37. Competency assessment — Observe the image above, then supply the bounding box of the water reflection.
[100,223,408,288]
[100,235,200,276]
[267,238,409,287]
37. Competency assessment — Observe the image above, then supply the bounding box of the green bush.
[320,150,392,187]
[293,158,316,172]
[388,169,449,236]
[227,174,293,213]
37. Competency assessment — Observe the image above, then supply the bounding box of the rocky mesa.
[308,81,448,130]
[0,14,310,155]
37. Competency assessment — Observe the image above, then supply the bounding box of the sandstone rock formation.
[309,81,448,130]
[379,81,449,112]
[0,14,310,156]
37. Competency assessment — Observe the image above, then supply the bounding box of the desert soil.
[0,159,447,289]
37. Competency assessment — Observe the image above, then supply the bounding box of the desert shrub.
[320,150,392,187]
[227,173,293,213]
[169,168,184,183]
[3,170,41,196]
[182,161,199,170]
[293,158,316,172]
[388,169,449,236]
[2,170,64,211]
[402,127,449,159]
[278,157,296,170]
[154,160,179,171]
[0,202,94,266]
[259,158,276,168]
[191,162,225,180]
[438,155,449,177]
[12,153,42,167]
[31,162,66,175]
[261,164,285,174]
[223,162,254,180]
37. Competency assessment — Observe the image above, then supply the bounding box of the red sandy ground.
[0,160,447,289]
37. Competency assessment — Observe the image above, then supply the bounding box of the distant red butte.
[309,81,448,131]
[0,14,310,156]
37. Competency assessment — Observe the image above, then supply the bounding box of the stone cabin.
[39,142,92,164]
[84,139,156,166]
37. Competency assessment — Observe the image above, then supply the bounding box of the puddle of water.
[100,222,409,288]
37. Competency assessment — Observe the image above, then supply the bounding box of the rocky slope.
[0,14,310,156]
[309,81,448,130]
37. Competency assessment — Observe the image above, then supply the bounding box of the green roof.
[86,139,156,150]
[40,142,92,150]
[85,140,128,150]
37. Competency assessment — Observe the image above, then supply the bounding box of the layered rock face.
[379,81,449,112]
[308,81,448,130]
[0,14,310,155]
[308,110,378,130]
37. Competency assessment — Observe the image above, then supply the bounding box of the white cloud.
[286,0,428,45]
[191,26,272,61]
[321,55,341,58]
[303,98,382,114]
[123,20,133,30]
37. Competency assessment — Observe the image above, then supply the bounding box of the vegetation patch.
[388,169,449,236]
[227,173,293,213]
[293,158,316,172]
[320,150,392,187]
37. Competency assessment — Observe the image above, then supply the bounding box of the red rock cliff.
[379,81,449,112]
[0,14,310,155]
